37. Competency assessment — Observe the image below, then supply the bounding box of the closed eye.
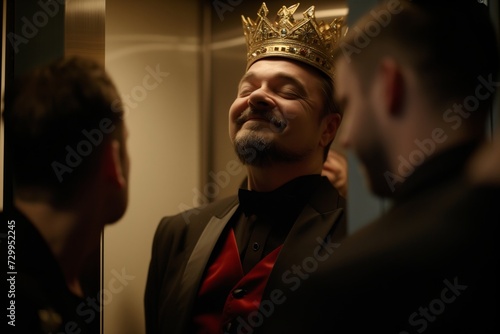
[238,84,255,97]
[239,90,253,97]
[276,82,306,99]
[278,89,302,99]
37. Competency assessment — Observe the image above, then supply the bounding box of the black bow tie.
[238,188,298,218]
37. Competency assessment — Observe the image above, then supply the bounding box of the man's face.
[335,58,392,196]
[229,58,332,166]
[106,120,130,225]
[120,122,130,203]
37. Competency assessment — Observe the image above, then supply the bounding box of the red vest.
[191,228,282,334]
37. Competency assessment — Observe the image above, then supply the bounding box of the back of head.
[339,0,499,126]
[2,56,124,204]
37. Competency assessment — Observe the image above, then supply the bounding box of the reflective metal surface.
[65,0,105,64]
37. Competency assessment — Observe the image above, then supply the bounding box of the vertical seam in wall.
[200,0,214,202]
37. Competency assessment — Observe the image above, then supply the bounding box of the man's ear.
[320,112,341,147]
[102,139,126,188]
[378,57,405,118]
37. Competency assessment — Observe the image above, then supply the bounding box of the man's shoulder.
[160,195,238,224]
[153,195,238,239]
[147,195,239,264]
[308,176,346,213]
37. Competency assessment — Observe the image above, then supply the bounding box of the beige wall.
[103,1,201,333]
[0,122,3,210]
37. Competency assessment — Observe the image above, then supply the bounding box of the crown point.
[289,3,300,14]
[243,2,345,80]
[303,5,315,19]
[258,3,269,18]
[278,3,300,18]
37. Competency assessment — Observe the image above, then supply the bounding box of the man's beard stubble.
[233,108,313,166]
[359,139,394,198]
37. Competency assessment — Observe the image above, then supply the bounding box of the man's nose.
[248,88,275,111]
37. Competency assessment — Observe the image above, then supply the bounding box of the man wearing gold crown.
[144,2,346,334]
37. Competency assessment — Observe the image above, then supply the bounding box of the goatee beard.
[235,108,288,133]
[233,107,311,166]
[233,132,312,167]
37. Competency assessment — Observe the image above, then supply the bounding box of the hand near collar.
[322,149,348,198]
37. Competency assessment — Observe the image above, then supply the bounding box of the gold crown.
[242,2,345,80]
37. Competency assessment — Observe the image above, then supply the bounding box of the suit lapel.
[175,202,238,332]
[264,178,346,297]
[173,178,345,333]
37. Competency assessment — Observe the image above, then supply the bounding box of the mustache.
[236,108,288,132]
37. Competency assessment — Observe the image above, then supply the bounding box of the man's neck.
[246,160,323,192]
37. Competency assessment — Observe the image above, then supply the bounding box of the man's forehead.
[247,58,303,71]
[245,58,323,82]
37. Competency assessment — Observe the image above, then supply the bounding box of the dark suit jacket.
[262,141,499,333]
[144,176,346,334]
[1,208,100,334]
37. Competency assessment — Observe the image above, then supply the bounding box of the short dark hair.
[2,56,124,203]
[317,67,342,161]
[336,0,499,127]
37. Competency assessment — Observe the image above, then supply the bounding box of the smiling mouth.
[245,117,269,122]
[241,117,287,133]
[236,110,287,132]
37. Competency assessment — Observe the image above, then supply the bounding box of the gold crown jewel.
[242,2,345,80]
